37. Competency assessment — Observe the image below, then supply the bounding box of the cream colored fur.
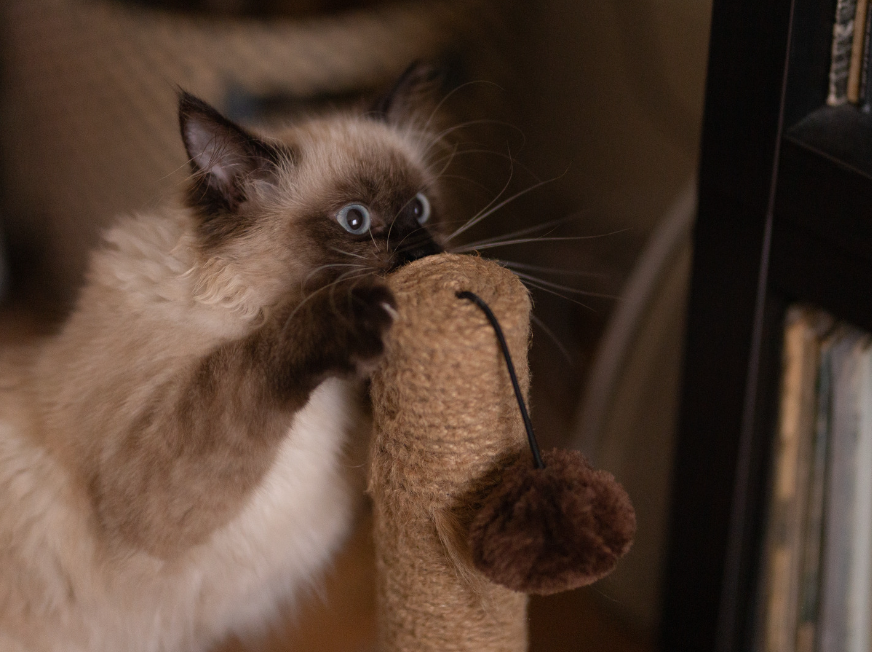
[0,206,361,651]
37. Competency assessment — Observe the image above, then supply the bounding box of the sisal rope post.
[369,253,531,652]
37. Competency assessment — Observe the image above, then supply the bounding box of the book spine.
[848,0,869,103]
[848,342,872,652]
[817,332,865,652]
[795,339,833,652]
[763,310,821,652]
[861,3,872,109]
[828,0,859,106]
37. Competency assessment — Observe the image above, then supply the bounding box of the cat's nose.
[394,234,443,268]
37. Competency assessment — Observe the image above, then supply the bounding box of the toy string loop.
[456,290,545,470]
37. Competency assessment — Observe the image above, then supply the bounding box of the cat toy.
[368,253,636,651]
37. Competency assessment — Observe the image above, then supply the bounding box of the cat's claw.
[380,302,400,323]
[345,283,397,372]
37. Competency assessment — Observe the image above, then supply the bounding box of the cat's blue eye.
[411,193,431,224]
[337,204,371,235]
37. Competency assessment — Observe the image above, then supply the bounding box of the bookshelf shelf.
[770,220,872,331]
[786,105,872,179]
[776,137,872,296]
[660,0,872,649]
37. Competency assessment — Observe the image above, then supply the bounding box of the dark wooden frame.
[660,0,872,649]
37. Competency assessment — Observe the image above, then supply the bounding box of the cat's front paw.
[261,279,397,396]
[342,282,397,372]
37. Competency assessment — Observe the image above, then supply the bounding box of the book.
[761,309,872,651]
[828,0,859,106]
[861,3,872,109]
[848,342,872,651]
[816,330,868,652]
[795,328,837,652]
[762,308,825,652]
[848,0,869,103]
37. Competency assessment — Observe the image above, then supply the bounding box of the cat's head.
[179,63,450,312]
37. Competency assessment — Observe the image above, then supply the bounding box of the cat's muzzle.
[394,235,444,268]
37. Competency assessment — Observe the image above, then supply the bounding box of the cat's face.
[268,114,446,277]
[179,65,448,308]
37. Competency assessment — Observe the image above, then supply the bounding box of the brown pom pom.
[468,448,636,595]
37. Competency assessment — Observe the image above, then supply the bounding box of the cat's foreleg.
[93,279,395,557]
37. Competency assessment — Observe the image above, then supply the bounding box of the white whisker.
[452,229,629,253]
[531,313,573,364]
[511,271,618,299]
[518,278,595,312]
[447,172,566,242]
[430,147,542,183]
[300,263,368,290]
[447,162,515,241]
[456,215,583,249]
[285,269,371,330]
[423,79,504,133]
[434,141,460,179]
[498,260,608,279]
[422,101,517,146]
[422,119,525,160]
[431,174,495,196]
[330,247,367,260]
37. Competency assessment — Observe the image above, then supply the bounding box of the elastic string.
[456,290,545,470]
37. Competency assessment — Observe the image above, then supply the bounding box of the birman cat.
[0,63,447,651]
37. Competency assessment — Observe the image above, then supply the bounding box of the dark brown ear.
[178,91,283,217]
[371,61,444,124]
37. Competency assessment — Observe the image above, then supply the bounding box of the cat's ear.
[179,91,281,215]
[371,61,444,124]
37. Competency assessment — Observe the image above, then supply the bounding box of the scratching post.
[369,254,531,652]
[368,253,636,651]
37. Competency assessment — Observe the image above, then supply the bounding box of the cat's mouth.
[392,234,444,269]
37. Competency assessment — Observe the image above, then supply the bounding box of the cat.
[0,63,447,651]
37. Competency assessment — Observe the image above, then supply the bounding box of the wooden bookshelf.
[660,0,872,649]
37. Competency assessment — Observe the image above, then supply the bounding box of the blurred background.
[0,0,712,649]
